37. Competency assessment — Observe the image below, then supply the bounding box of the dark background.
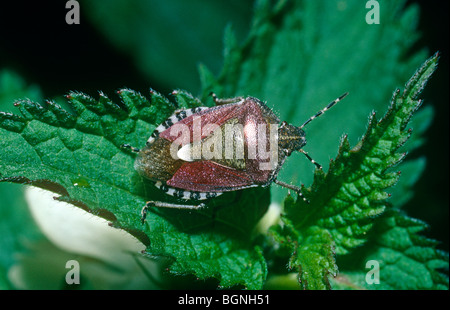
[0,0,448,251]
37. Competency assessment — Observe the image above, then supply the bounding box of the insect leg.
[209,92,244,106]
[121,144,140,153]
[141,201,207,223]
[299,149,322,169]
[273,179,310,203]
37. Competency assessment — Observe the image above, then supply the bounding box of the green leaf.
[270,53,445,289]
[0,70,44,287]
[332,209,449,290]
[81,0,253,92]
[271,209,337,290]
[0,87,269,289]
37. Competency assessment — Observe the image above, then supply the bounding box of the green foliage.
[269,53,448,289]
[1,55,446,290]
[0,86,269,289]
[199,0,428,203]
[81,0,253,92]
[333,209,449,289]
[0,70,44,288]
[1,0,448,290]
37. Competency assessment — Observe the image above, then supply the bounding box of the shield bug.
[123,92,348,221]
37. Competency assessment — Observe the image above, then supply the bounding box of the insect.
[123,92,348,221]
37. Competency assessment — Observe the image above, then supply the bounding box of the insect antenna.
[299,92,348,129]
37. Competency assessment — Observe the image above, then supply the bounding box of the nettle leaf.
[81,0,253,91]
[271,208,337,290]
[333,209,449,290]
[270,53,445,289]
[0,70,44,287]
[0,88,268,289]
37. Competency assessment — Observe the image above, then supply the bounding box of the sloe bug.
[123,92,348,220]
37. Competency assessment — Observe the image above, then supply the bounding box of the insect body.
[123,92,347,219]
